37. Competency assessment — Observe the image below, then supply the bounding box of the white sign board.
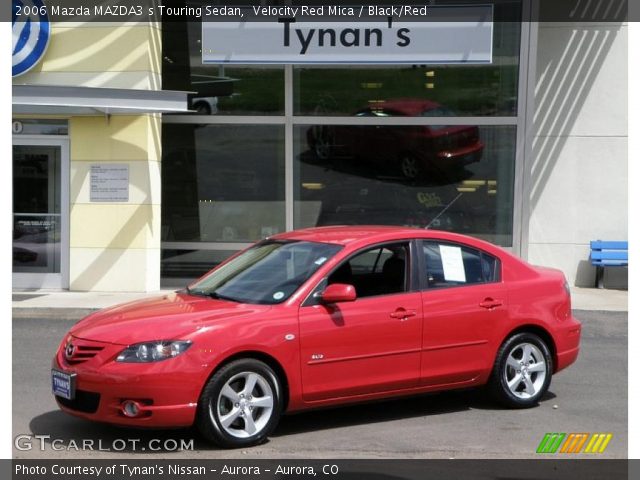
[439,245,466,282]
[202,6,493,64]
[90,164,129,202]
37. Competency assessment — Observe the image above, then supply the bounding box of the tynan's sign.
[202,5,493,65]
[12,0,51,77]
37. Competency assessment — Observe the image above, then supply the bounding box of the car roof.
[270,226,501,251]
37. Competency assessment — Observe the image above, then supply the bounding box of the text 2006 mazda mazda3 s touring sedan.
[52,227,581,448]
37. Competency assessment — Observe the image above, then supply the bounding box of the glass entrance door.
[13,139,69,289]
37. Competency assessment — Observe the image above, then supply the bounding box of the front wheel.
[196,359,283,448]
[399,154,422,180]
[488,333,553,408]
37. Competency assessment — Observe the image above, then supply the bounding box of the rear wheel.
[489,332,553,408]
[311,126,333,160]
[196,359,283,448]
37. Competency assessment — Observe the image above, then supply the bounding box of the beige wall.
[528,22,628,288]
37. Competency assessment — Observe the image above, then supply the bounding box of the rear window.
[423,241,500,289]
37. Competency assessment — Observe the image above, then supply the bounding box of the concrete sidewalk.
[11,286,627,318]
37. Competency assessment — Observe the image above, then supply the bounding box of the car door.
[298,241,423,402]
[419,240,507,386]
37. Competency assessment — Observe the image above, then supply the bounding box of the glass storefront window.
[162,124,286,243]
[294,125,516,246]
[161,0,524,284]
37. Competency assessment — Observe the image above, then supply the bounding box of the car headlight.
[116,341,192,363]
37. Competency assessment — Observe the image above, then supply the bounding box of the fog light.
[122,400,142,418]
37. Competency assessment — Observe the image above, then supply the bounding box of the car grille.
[56,390,101,414]
[64,338,105,365]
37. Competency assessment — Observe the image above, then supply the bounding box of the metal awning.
[12,85,192,115]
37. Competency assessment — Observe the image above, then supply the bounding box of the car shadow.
[273,388,557,437]
[27,389,557,453]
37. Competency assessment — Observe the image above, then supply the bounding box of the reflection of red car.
[52,227,580,449]
[307,99,484,179]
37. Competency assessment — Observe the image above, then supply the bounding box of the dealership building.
[11,1,628,292]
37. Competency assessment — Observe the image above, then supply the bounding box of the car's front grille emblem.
[65,343,75,360]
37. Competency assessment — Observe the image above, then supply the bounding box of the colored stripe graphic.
[537,433,613,454]
[536,433,565,453]
[584,433,613,454]
[560,433,589,453]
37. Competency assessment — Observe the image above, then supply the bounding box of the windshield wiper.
[184,286,241,303]
[207,291,242,303]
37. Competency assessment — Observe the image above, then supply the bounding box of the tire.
[311,126,333,160]
[399,154,422,180]
[488,332,553,408]
[196,359,283,448]
[193,101,212,115]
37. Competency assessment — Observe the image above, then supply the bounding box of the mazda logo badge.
[65,343,75,359]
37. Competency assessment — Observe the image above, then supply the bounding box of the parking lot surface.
[12,310,627,459]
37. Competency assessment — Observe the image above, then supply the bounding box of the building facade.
[12,1,628,291]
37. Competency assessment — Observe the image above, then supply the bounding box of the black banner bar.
[8,459,631,480]
[5,1,630,23]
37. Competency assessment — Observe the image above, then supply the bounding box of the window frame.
[417,239,501,291]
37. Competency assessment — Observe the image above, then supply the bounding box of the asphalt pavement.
[12,310,627,459]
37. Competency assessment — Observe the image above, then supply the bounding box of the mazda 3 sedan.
[52,227,581,448]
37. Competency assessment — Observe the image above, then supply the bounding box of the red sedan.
[52,227,581,448]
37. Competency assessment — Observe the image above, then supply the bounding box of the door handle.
[479,298,503,309]
[390,309,417,320]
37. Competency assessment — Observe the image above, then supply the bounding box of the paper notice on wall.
[439,245,466,282]
[90,164,129,202]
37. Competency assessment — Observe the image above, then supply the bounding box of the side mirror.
[321,283,356,303]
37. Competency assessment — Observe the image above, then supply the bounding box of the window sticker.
[314,257,327,265]
[439,245,466,282]
[273,291,285,300]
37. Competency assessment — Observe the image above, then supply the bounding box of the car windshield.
[187,240,343,305]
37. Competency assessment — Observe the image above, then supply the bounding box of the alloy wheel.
[503,342,548,399]
[211,371,275,439]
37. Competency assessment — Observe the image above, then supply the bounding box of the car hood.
[69,292,272,345]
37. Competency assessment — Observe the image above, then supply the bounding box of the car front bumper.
[52,337,206,428]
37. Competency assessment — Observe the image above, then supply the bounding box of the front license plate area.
[52,369,76,400]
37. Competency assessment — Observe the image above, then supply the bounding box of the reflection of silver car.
[190,96,218,115]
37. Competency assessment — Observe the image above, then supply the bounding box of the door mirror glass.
[321,283,356,303]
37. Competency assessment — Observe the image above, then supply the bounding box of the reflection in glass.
[162,124,286,244]
[294,20,521,117]
[294,125,515,246]
[307,100,485,180]
[163,22,284,115]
